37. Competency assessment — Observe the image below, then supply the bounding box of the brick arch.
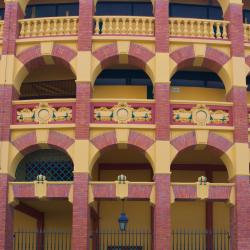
[92,42,155,84]
[10,131,74,176]
[170,46,231,92]
[90,130,155,172]
[14,44,77,91]
[170,131,234,177]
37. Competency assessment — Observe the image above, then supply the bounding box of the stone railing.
[9,181,73,202]
[169,18,229,40]
[91,100,155,124]
[93,16,155,36]
[12,99,76,125]
[171,101,233,127]
[19,16,78,38]
[0,20,4,39]
[171,182,234,203]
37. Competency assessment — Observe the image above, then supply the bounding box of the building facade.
[0,0,250,249]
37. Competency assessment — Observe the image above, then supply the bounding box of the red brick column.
[154,174,171,250]
[226,87,248,143]
[224,4,244,57]
[155,0,169,52]
[155,83,170,140]
[75,82,91,139]
[71,173,90,250]
[0,174,14,250]
[230,176,250,250]
[78,0,94,51]
[3,1,24,55]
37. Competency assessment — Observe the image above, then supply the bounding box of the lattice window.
[15,149,74,181]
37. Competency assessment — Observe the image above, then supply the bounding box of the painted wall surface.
[93,86,148,99]
[14,210,37,231]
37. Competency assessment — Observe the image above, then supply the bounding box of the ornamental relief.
[17,103,73,124]
[173,104,229,126]
[94,102,152,123]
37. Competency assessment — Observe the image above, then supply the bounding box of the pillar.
[71,173,90,250]
[0,174,14,250]
[224,2,250,249]
[154,174,171,250]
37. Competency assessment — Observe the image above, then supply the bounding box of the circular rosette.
[112,103,133,124]
[191,105,211,126]
[34,103,54,124]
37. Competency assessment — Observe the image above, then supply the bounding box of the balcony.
[245,24,250,42]
[93,16,155,36]
[19,17,78,38]
[169,18,229,40]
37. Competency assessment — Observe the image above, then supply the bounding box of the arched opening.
[171,145,230,248]
[171,68,226,102]
[90,144,153,244]
[20,63,76,100]
[94,68,154,99]
[246,74,250,103]
[0,0,4,20]
[24,0,79,18]
[95,0,153,16]
[169,0,223,20]
[15,149,74,181]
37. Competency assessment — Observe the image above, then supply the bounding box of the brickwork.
[2,2,23,55]
[226,87,248,143]
[78,0,94,51]
[0,86,18,141]
[154,174,171,250]
[224,4,245,57]
[155,0,169,52]
[230,176,250,250]
[155,83,170,140]
[48,131,74,150]
[75,82,91,139]
[0,174,14,250]
[71,173,90,250]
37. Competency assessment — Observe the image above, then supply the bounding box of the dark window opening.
[15,149,74,182]
[25,3,79,18]
[95,69,154,99]
[171,71,225,89]
[246,75,250,91]
[244,9,250,23]
[170,3,223,20]
[0,8,4,19]
[96,2,153,16]
[20,80,76,100]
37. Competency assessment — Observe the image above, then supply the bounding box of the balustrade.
[19,17,78,38]
[0,20,4,38]
[169,18,229,40]
[93,16,155,36]
[91,100,155,124]
[12,100,75,125]
[171,102,233,127]
[244,24,250,42]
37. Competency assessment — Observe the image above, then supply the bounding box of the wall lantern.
[118,199,128,231]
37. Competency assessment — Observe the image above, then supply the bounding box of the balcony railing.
[244,24,250,42]
[91,230,152,250]
[13,230,71,250]
[169,18,229,40]
[172,229,230,250]
[93,16,155,36]
[91,100,155,125]
[170,101,233,127]
[19,17,78,38]
[12,99,76,125]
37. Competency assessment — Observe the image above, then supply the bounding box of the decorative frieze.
[172,104,231,126]
[93,102,153,124]
[15,102,74,124]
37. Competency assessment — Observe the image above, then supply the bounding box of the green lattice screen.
[15,149,74,181]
